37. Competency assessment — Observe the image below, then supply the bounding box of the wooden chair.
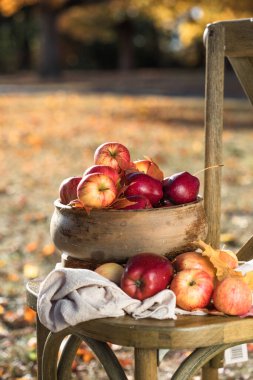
[26,18,253,380]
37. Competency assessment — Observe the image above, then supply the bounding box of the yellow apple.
[95,263,124,285]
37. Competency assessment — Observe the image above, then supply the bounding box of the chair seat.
[26,278,253,350]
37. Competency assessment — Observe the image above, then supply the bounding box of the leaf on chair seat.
[195,240,241,281]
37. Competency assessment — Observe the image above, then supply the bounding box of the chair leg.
[171,341,251,380]
[42,330,70,380]
[36,316,50,380]
[134,348,158,380]
[57,335,82,380]
[76,334,128,380]
[202,353,223,380]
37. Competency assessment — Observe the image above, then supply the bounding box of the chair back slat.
[228,57,253,105]
[204,18,253,250]
[223,19,253,57]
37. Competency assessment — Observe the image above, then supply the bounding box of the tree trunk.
[38,6,61,78]
[19,7,32,70]
[116,19,134,71]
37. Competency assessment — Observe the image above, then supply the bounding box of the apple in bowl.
[94,142,132,173]
[77,173,117,208]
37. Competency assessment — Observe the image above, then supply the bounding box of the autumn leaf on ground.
[195,240,241,281]
[42,243,56,256]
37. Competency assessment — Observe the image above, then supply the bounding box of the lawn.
[0,79,253,379]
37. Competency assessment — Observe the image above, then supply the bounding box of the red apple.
[83,165,120,186]
[172,252,216,282]
[94,142,131,173]
[119,195,152,210]
[121,252,174,301]
[213,277,252,316]
[155,199,174,208]
[59,176,82,205]
[170,269,214,311]
[134,159,164,181]
[163,171,200,204]
[124,173,163,206]
[77,173,117,208]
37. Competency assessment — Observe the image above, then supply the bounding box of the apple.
[113,195,152,210]
[59,176,82,205]
[77,173,117,208]
[121,252,174,301]
[170,269,214,311]
[172,252,216,282]
[94,142,131,173]
[95,263,124,286]
[213,277,252,316]
[218,250,238,269]
[134,159,164,181]
[83,165,120,186]
[155,199,174,208]
[124,173,163,206]
[163,171,200,204]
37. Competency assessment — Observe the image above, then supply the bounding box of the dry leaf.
[42,243,56,256]
[25,241,38,253]
[110,197,137,209]
[24,307,36,324]
[242,271,253,290]
[195,240,241,281]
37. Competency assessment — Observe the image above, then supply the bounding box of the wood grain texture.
[135,348,158,380]
[224,19,253,57]
[228,57,253,105]
[204,23,225,249]
[50,199,207,263]
[237,235,253,261]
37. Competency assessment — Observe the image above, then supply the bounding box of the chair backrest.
[203,19,253,256]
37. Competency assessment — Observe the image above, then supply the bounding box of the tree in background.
[0,0,252,75]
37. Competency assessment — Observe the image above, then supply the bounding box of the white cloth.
[38,268,177,332]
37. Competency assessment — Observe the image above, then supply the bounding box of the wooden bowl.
[50,198,207,264]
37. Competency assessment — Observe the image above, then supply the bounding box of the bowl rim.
[54,196,204,213]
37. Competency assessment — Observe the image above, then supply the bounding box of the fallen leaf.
[110,197,137,209]
[24,307,36,324]
[25,242,38,253]
[42,243,56,256]
[195,240,241,281]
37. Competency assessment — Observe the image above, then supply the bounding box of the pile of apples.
[59,141,200,210]
[95,250,252,317]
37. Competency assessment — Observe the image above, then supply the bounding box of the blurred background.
[0,1,253,379]
[0,0,252,77]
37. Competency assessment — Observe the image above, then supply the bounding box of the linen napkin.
[38,268,177,332]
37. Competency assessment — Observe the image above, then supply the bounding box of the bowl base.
[61,253,98,270]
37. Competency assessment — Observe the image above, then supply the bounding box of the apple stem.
[194,164,224,176]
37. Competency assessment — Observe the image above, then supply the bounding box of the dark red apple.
[121,252,174,301]
[124,173,163,206]
[155,199,175,208]
[59,176,82,205]
[163,171,200,204]
[120,195,152,210]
